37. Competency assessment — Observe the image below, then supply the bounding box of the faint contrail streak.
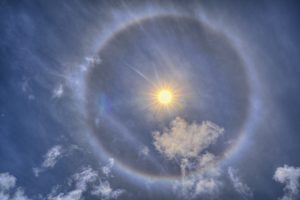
[125,63,155,86]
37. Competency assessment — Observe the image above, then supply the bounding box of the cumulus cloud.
[228,167,253,199]
[153,117,224,198]
[273,165,300,200]
[153,117,224,159]
[0,173,30,200]
[33,145,64,177]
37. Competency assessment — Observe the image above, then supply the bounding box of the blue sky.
[0,0,300,200]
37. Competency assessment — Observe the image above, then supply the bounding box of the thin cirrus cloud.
[228,167,253,199]
[273,165,300,200]
[102,158,115,177]
[33,145,65,177]
[33,145,80,177]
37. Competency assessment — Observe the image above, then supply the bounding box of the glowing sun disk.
[157,89,173,105]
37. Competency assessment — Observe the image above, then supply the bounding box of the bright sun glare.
[157,89,173,105]
[148,84,182,113]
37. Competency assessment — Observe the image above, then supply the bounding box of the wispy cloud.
[48,166,98,200]
[49,164,124,200]
[73,167,99,191]
[85,56,102,65]
[52,84,64,99]
[33,145,64,177]
[274,165,300,200]
[138,145,150,158]
[228,167,253,199]
[3,152,123,200]
[102,158,114,177]
[91,180,124,200]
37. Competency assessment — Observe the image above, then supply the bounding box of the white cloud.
[153,117,224,159]
[274,165,300,200]
[85,56,102,65]
[102,158,114,176]
[48,167,98,200]
[33,145,64,177]
[91,181,124,200]
[153,117,224,198]
[228,167,253,199]
[195,177,220,194]
[174,166,222,198]
[11,189,31,200]
[72,167,98,191]
[52,84,64,99]
[48,161,124,200]
[2,156,123,200]
[48,189,82,200]
[42,146,64,168]
[138,146,150,157]
[0,173,16,192]
[0,173,30,200]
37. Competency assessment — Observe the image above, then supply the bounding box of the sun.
[145,82,183,113]
[148,85,181,112]
[157,89,173,105]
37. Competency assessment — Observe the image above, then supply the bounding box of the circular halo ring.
[83,13,259,182]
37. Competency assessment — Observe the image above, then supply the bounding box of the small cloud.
[33,145,64,177]
[228,167,253,199]
[92,181,124,200]
[52,84,64,99]
[73,167,98,191]
[21,78,35,101]
[85,56,102,65]
[138,146,150,158]
[273,165,300,200]
[194,177,221,194]
[102,158,114,176]
[79,64,88,72]
[48,189,82,200]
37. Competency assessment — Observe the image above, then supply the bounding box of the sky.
[0,0,300,200]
